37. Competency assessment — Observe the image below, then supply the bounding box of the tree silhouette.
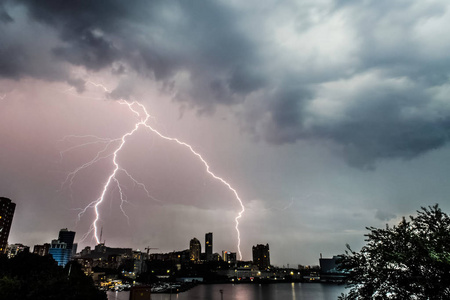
[0,252,106,300]
[339,204,450,299]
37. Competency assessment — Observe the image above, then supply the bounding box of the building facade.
[49,239,72,267]
[33,243,51,256]
[222,251,237,264]
[0,197,16,254]
[205,232,213,261]
[319,255,347,282]
[7,243,29,258]
[58,228,75,249]
[252,244,270,270]
[189,237,201,261]
[49,228,76,267]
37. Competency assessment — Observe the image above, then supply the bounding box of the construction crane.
[145,246,158,256]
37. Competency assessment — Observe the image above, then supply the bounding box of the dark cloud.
[15,0,259,96]
[248,2,450,167]
[2,0,450,167]
[314,83,450,167]
[0,3,13,23]
[0,2,87,91]
[262,86,313,144]
[0,44,25,78]
[52,32,119,71]
[228,66,266,94]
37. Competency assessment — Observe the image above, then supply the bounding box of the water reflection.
[108,283,346,300]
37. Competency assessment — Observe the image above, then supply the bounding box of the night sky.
[2,0,450,266]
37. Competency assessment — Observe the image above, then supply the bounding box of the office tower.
[189,237,201,261]
[0,197,16,254]
[49,228,76,267]
[252,243,270,270]
[33,243,50,256]
[58,228,76,249]
[49,239,72,267]
[205,232,213,261]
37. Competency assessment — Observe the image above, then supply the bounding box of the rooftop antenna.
[99,227,103,245]
[67,263,72,279]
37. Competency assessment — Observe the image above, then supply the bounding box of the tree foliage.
[0,252,106,300]
[338,204,450,299]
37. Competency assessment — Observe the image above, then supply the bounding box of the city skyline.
[11,224,278,268]
[2,1,450,266]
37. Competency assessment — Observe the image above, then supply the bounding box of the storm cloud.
[3,0,450,266]
[2,0,450,167]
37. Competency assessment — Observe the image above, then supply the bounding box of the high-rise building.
[0,197,16,254]
[252,243,270,270]
[189,237,201,261]
[205,232,213,261]
[58,228,75,249]
[49,228,76,267]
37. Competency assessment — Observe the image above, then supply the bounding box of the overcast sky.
[2,0,450,266]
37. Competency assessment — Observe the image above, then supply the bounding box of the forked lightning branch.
[60,82,245,259]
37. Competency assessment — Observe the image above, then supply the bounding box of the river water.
[107,283,346,300]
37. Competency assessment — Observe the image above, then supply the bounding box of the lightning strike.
[59,136,118,196]
[64,82,246,259]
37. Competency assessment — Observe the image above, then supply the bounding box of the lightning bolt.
[64,82,246,259]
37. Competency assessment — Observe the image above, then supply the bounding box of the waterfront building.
[33,243,50,256]
[205,232,213,261]
[189,237,201,261]
[222,251,237,264]
[319,255,347,282]
[252,243,270,270]
[319,255,341,273]
[0,197,16,254]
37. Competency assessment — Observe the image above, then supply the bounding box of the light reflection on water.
[107,283,346,300]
